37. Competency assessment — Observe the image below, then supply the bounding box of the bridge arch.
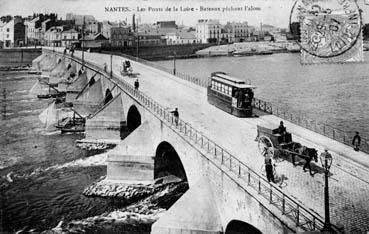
[225,220,263,234]
[127,105,141,132]
[154,141,187,181]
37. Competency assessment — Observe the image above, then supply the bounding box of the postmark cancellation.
[291,0,364,64]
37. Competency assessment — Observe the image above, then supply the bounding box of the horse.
[290,143,318,176]
[301,147,318,176]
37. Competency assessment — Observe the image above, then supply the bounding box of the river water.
[154,52,369,137]
[0,71,186,233]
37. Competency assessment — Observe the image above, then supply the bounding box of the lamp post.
[319,149,336,233]
[173,51,176,75]
[110,50,113,79]
[82,16,85,69]
[136,17,139,61]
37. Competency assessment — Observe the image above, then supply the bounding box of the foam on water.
[17,108,45,114]
[46,151,108,169]
[10,90,30,94]
[1,151,108,184]
[47,180,187,233]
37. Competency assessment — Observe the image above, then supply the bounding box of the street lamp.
[173,51,176,75]
[319,149,336,234]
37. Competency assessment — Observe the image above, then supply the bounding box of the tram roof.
[211,72,256,89]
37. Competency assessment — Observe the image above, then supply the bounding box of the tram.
[207,72,256,117]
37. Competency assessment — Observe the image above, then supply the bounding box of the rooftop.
[62,28,78,33]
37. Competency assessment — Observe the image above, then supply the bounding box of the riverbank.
[0,48,42,67]
[0,64,32,71]
[196,41,300,57]
[93,43,214,61]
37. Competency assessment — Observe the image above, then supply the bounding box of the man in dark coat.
[238,89,245,108]
[264,153,275,183]
[134,79,139,90]
[278,121,287,143]
[170,108,179,126]
[234,90,240,107]
[352,132,361,151]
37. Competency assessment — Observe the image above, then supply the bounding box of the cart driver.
[278,121,287,143]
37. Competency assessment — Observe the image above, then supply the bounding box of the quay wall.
[0,48,42,67]
[94,43,215,60]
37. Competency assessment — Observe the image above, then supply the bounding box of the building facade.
[222,21,249,43]
[110,26,134,47]
[101,21,120,39]
[165,31,196,45]
[196,19,221,43]
[0,17,25,48]
[44,26,63,47]
[137,32,165,46]
[25,17,43,45]
[81,33,109,48]
[61,28,79,48]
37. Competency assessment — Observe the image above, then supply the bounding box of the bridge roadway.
[53,48,369,233]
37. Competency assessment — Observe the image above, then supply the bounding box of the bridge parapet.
[43,48,344,233]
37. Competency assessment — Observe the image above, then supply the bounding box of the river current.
[0,71,185,233]
[154,52,369,138]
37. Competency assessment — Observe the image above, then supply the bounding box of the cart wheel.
[258,136,274,158]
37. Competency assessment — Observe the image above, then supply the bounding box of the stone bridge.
[33,48,369,234]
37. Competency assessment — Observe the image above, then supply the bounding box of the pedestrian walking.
[134,79,139,90]
[319,148,332,164]
[70,47,74,57]
[264,152,275,183]
[63,48,67,55]
[170,107,179,126]
[352,132,361,151]
[103,63,107,72]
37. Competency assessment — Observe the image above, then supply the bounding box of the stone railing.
[112,51,368,154]
[44,48,343,233]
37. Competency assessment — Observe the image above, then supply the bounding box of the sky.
[0,0,368,28]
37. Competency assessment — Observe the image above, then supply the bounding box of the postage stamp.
[290,0,364,64]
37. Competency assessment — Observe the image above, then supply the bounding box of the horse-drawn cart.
[256,123,318,174]
[120,60,138,78]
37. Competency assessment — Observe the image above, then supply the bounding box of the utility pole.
[173,51,176,75]
[136,17,139,60]
[110,53,113,79]
[82,16,85,68]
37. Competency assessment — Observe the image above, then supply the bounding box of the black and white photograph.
[0,0,369,233]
